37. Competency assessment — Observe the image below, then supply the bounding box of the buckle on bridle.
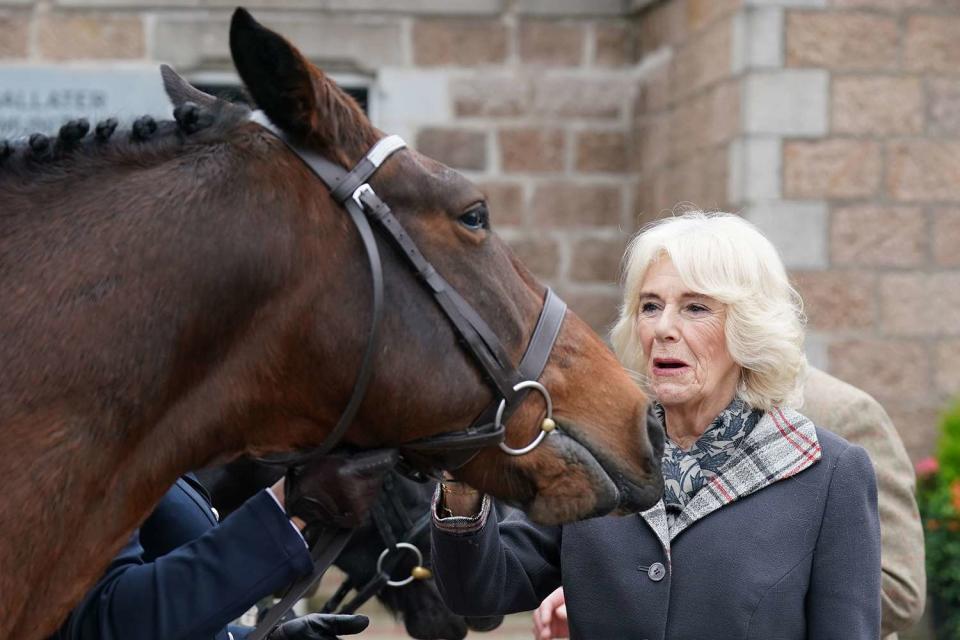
[495,380,557,456]
[352,183,375,209]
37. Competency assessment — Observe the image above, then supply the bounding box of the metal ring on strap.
[496,380,556,456]
[376,542,424,587]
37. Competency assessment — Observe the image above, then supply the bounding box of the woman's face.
[635,256,741,411]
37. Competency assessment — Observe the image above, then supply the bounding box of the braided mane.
[0,97,250,181]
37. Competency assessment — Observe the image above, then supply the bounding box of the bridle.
[249,111,569,474]
[247,114,568,640]
[320,474,434,617]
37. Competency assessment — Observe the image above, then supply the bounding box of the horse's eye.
[458,206,488,231]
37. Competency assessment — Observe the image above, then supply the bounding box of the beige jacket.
[802,367,926,639]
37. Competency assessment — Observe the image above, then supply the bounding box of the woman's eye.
[640,302,660,315]
[458,206,488,231]
[685,304,710,315]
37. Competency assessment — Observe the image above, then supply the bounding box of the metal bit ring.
[376,542,424,587]
[496,380,555,456]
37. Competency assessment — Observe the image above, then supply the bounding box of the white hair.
[610,211,807,411]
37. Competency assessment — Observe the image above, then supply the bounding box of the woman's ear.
[229,7,317,141]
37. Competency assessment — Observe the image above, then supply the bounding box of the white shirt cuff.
[266,487,309,548]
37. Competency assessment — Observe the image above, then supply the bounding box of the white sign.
[0,66,171,140]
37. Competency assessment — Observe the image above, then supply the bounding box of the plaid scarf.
[641,406,822,555]
[659,398,763,530]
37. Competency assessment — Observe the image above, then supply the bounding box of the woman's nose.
[654,307,679,341]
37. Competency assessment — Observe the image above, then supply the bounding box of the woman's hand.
[532,586,568,640]
[439,472,483,517]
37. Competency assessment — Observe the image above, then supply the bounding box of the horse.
[0,8,663,638]
[196,458,504,640]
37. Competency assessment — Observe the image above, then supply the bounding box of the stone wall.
[0,0,956,460]
[407,9,640,330]
[631,0,742,219]
[741,0,960,460]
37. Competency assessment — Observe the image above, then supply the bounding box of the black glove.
[285,449,398,534]
[266,613,369,640]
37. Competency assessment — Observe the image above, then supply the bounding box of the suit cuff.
[247,490,313,576]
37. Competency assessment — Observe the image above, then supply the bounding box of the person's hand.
[438,471,482,517]
[267,613,368,640]
[532,586,568,640]
[284,449,398,535]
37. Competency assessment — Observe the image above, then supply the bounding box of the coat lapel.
[668,407,821,541]
[639,500,671,558]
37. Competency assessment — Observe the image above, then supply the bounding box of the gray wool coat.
[431,412,881,640]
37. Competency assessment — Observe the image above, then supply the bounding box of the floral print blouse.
[659,397,764,530]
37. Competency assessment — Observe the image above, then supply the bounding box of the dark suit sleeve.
[431,496,562,617]
[805,444,882,639]
[58,490,313,640]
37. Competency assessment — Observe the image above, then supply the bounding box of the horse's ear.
[160,65,218,109]
[229,7,377,157]
[229,7,317,141]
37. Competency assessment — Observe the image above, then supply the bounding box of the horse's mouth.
[567,422,664,515]
[524,424,663,525]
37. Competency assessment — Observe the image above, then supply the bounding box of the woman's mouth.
[652,358,690,377]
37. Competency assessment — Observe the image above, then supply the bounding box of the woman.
[430,212,881,639]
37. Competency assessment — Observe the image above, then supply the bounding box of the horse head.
[211,8,663,524]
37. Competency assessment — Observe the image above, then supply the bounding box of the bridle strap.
[400,288,566,461]
[477,288,566,430]
[326,505,434,615]
[251,119,407,466]
[315,200,383,456]
[246,526,354,640]
[294,144,405,457]
[248,122,401,463]
[329,137,407,204]
[518,287,566,380]
[357,188,519,398]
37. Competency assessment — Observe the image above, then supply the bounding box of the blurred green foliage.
[917,401,960,639]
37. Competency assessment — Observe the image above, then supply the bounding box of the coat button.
[647,562,666,582]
